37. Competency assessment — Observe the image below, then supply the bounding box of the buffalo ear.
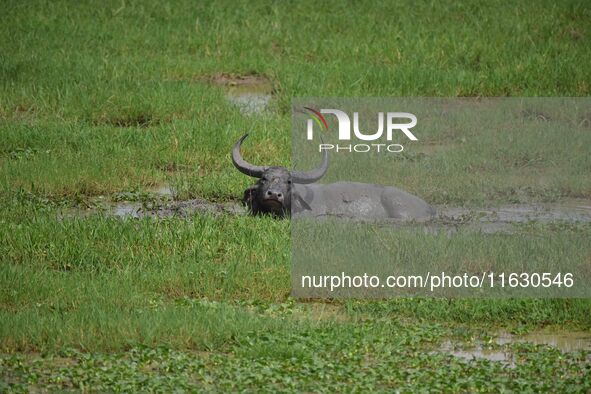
[293,192,312,212]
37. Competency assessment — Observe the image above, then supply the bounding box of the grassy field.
[1,0,590,391]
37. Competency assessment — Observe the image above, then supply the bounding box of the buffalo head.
[232,134,328,217]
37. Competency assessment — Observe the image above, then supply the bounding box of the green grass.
[1,0,590,391]
[2,323,590,392]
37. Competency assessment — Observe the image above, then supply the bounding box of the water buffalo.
[232,134,436,220]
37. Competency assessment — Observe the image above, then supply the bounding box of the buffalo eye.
[287,180,292,184]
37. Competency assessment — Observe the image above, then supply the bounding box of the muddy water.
[226,85,272,115]
[209,74,273,115]
[496,330,591,352]
[110,199,246,219]
[63,187,591,229]
[440,330,591,366]
[58,183,245,220]
[112,184,178,218]
[439,200,591,224]
[427,200,591,235]
[439,340,516,366]
[112,202,143,218]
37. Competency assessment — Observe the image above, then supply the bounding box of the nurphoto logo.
[304,107,418,153]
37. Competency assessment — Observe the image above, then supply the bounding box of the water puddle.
[439,200,591,224]
[439,340,516,366]
[364,199,591,235]
[496,330,591,352]
[210,73,273,115]
[112,202,143,218]
[226,88,272,115]
[440,330,591,366]
[419,222,514,235]
[428,200,591,235]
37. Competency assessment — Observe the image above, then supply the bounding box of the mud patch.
[209,73,270,88]
[110,198,246,219]
[61,199,246,220]
[346,199,591,235]
[432,200,591,234]
[96,113,159,128]
[59,182,246,220]
[521,109,552,121]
